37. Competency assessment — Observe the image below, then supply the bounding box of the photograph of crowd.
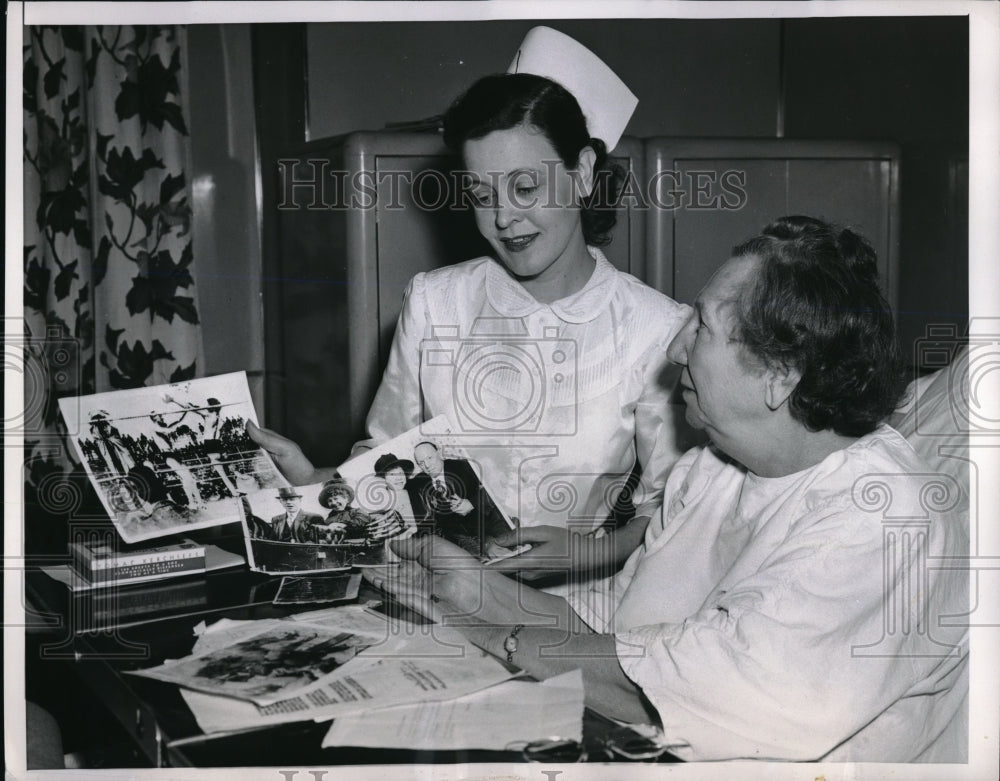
[130,622,373,704]
[59,372,286,542]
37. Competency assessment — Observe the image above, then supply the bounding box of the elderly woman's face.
[666,255,770,458]
[384,466,407,490]
[463,125,592,287]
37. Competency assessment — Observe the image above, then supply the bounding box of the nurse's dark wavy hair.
[443,73,626,247]
[731,215,907,437]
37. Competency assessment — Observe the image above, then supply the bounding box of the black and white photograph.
[273,573,363,606]
[337,416,516,561]
[238,481,371,574]
[57,372,286,541]
[240,417,515,573]
[8,1,999,779]
[128,621,374,705]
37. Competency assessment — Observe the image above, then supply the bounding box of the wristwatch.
[503,624,524,664]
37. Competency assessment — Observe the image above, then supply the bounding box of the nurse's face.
[462,125,593,289]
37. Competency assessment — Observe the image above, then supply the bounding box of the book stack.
[69,538,206,587]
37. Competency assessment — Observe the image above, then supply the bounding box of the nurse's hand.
[486,525,578,580]
[246,421,323,485]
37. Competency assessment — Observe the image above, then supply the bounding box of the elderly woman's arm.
[460,624,654,724]
[377,535,654,724]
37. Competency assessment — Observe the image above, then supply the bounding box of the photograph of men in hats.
[404,440,512,558]
[267,487,325,543]
[239,481,371,573]
[334,420,516,561]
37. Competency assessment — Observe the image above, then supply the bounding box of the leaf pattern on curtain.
[23,26,202,527]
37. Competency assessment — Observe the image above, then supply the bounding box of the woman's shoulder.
[600,268,691,350]
[607,266,691,324]
[790,426,942,521]
[405,257,494,313]
[416,256,494,288]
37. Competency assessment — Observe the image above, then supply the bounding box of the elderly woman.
[250,28,693,581]
[375,216,969,763]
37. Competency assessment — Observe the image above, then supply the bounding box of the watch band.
[504,624,524,664]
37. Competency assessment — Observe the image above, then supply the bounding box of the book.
[69,537,206,584]
[78,577,210,628]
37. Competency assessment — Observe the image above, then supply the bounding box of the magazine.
[238,416,517,575]
[179,621,517,734]
[58,372,287,543]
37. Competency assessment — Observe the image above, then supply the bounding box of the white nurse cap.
[507,26,638,152]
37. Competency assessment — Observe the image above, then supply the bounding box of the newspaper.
[321,669,585,751]
[179,620,516,733]
[58,372,286,542]
[286,603,399,636]
[128,618,385,705]
[239,415,518,575]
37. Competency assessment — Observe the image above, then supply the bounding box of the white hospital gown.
[358,248,693,530]
[570,425,969,762]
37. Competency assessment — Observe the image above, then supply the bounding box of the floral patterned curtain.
[23,26,202,524]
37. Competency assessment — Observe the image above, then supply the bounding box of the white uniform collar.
[484,246,618,323]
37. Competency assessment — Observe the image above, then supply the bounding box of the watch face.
[504,625,522,656]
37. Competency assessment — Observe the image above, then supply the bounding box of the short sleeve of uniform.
[353,273,429,454]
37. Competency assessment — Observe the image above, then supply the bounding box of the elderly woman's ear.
[764,363,801,411]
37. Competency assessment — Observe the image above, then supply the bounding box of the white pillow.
[889,347,969,507]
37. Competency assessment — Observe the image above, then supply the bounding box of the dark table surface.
[24,548,677,767]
